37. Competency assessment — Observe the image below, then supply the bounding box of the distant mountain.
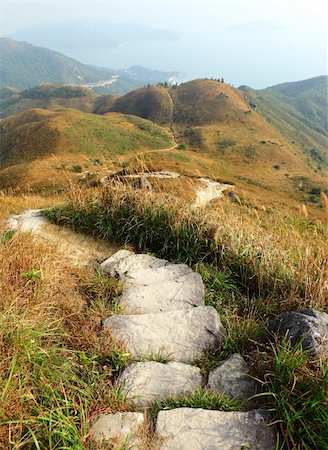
[0,38,181,94]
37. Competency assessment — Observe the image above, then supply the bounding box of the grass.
[44,183,328,307]
[255,340,328,450]
[150,389,244,419]
[0,223,131,448]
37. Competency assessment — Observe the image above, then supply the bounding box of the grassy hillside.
[239,77,328,171]
[97,86,173,124]
[0,108,173,190]
[0,84,100,118]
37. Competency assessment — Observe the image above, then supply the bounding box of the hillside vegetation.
[239,76,328,169]
[0,108,173,190]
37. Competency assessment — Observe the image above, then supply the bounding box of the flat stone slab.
[268,308,328,358]
[90,412,144,449]
[117,361,203,407]
[99,250,205,314]
[120,272,204,314]
[207,354,256,400]
[7,209,47,233]
[99,250,168,278]
[156,408,276,450]
[103,306,226,363]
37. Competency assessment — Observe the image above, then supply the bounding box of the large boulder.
[117,361,203,407]
[90,412,145,449]
[268,308,328,358]
[103,306,226,363]
[155,408,276,450]
[207,354,256,400]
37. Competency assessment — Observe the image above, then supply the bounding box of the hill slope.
[239,77,328,169]
[0,108,173,190]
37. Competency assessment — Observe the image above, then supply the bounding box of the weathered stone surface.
[207,354,256,400]
[7,209,47,233]
[156,408,276,450]
[103,306,226,363]
[117,361,203,407]
[268,308,328,358]
[120,272,204,314]
[99,250,168,278]
[90,412,144,448]
[124,264,192,287]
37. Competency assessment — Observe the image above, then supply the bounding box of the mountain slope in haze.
[0,38,181,94]
[0,38,106,89]
[239,76,328,169]
[0,108,173,190]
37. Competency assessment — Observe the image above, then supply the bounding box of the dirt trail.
[7,210,119,267]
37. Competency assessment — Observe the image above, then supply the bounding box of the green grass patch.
[256,340,328,450]
[150,389,244,419]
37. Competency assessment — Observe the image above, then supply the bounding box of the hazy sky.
[0,0,327,88]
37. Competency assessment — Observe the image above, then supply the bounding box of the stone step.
[117,361,203,407]
[99,250,205,314]
[99,249,169,278]
[90,412,145,449]
[155,408,276,450]
[119,271,204,314]
[103,306,226,363]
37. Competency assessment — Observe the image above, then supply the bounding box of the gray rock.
[117,361,203,407]
[99,250,168,278]
[7,209,47,233]
[156,408,276,450]
[124,264,192,287]
[132,176,152,190]
[268,308,328,358]
[90,412,144,448]
[207,354,256,400]
[119,272,204,314]
[103,306,226,363]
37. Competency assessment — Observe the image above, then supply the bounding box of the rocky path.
[91,250,276,449]
[8,211,276,449]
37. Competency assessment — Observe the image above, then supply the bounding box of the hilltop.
[0,84,101,118]
[96,86,173,124]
